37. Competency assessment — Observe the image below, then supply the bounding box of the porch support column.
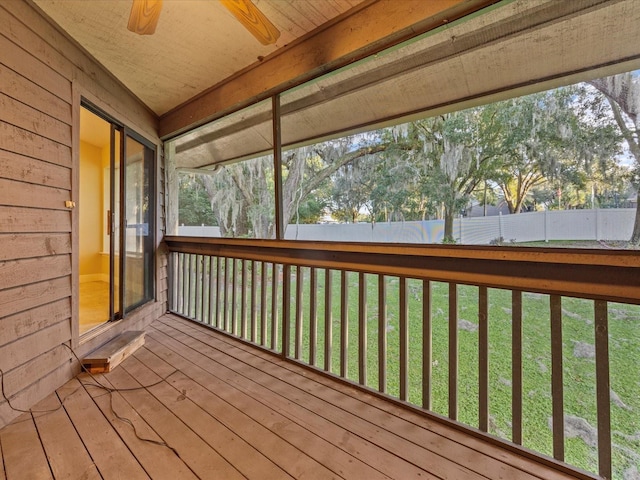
[272,95,284,240]
[164,141,179,236]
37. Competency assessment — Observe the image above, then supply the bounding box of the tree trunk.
[631,191,640,245]
[588,76,640,244]
[513,197,524,214]
[444,207,455,243]
[218,217,232,237]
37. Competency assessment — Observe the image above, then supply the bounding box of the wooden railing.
[165,236,640,480]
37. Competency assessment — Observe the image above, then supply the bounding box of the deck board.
[0,439,5,480]
[161,315,578,480]
[0,314,596,480]
[98,364,245,480]
[31,391,101,480]
[83,374,199,480]
[56,378,150,479]
[120,354,294,480]
[149,322,471,479]
[156,316,556,480]
[0,413,52,479]
[134,340,339,479]
[143,330,379,479]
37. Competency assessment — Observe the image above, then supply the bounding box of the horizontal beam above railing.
[164,236,640,305]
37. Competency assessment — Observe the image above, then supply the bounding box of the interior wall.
[79,140,103,279]
[100,133,116,280]
[0,0,164,428]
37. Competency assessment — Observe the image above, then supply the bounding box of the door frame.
[73,94,157,347]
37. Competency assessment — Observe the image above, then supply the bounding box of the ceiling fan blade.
[220,0,281,46]
[127,0,163,35]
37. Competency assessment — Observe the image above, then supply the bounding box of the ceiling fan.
[127,0,281,45]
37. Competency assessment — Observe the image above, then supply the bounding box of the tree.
[178,174,217,225]
[198,135,387,238]
[491,91,566,214]
[201,157,274,238]
[488,86,622,214]
[281,135,388,231]
[588,73,640,244]
[368,129,437,223]
[329,152,380,222]
[389,109,503,242]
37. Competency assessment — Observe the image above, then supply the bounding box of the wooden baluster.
[231,258,238,335]
[203,256,209,323]
[378,274,387,393]
[295,266,304,359]
[358,272,367,386]
[191,254,197,318]
[181,252,188,316]
[449,282,458,421]
[422,279,432,410]
[282,264,291,357]
[175,252,182,313]
[309,267,318,366]
[241,259,248,339]
[195,254,202,321]
[186,254,193,317]
[168,251,175,312]
[208,256,215,326]
[194,255,200,320]
[478,286,489,432]
[223,257,229,331]
[324,269,333,372]
[271,263,279,351]
[512,290,523,444]
[251,260,258,342]
[594,300,611,479]
[215,255,222,328]
[340,270,348,378]
[399,277,408,401]
[260,262,268,346]
[550,294,564,461]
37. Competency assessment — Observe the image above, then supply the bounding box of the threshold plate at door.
[82,331,145,373]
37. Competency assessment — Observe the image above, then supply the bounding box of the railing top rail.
[165,236,640,267]
[165,236,640,304]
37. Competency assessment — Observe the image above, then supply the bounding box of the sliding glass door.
[79,104,155,334]
[123,134,154,312]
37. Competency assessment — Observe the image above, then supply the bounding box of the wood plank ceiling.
[32,0,366,116]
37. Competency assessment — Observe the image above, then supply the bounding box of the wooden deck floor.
[0,314,591,480]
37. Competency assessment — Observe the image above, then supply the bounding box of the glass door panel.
[110,127,122,320]
[124,134,154,311]
[79,107,112,333]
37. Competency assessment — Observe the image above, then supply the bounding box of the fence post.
[498,212,503,240]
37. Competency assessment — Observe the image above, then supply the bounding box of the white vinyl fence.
[178,208,636,244]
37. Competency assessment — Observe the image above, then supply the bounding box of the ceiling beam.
[158,0,496,139]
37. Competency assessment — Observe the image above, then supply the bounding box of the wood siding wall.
[0,1,165,428]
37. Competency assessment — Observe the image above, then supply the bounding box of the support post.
[164,141,179,236]
[272,95,284,240]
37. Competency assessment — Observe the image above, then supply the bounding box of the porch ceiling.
[171,0,640,170]
[31,0,366,116]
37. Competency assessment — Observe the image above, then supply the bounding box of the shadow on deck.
[0,314,592,479]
